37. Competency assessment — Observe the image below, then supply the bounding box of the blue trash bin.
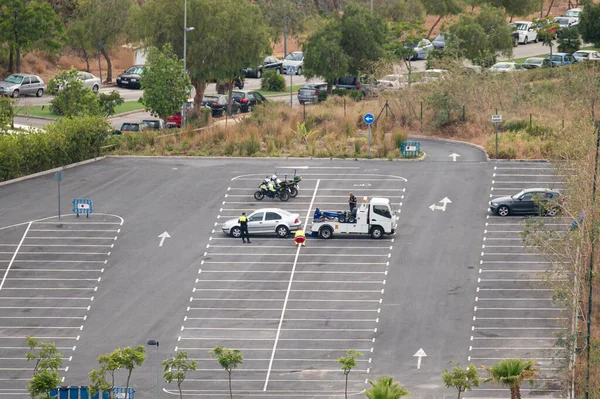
[50,389,58,398]
[69,386,79,399]
[59,386,69,399]
[80,386,89,399]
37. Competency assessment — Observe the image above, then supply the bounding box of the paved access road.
[0,140,567,398]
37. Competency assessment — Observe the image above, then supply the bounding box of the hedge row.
[0,116,113,182]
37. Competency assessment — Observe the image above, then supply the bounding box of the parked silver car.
[78,72,101,92]
[221,208,301,238]
[0,74,45,98]
[298,83,327,104]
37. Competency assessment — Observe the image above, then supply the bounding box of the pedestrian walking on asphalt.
[349,192,357,213]
[239,212,251,243]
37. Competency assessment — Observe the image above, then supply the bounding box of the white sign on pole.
[491,114,502,123]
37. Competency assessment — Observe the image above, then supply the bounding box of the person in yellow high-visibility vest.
[294,228,306,246]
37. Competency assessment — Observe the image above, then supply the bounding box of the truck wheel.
[276,225,290,238]
[230,227,241,238]
[371,226,384,239]
[319,226,333,239]
[254,191,264,200]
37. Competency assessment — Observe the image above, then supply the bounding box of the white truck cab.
[312,197,397,239]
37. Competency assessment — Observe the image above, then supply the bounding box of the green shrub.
[497,148,517,159]
[332,89,363,101]
[503,119,529,132]
[526,123,553,138]
[393,132,408,149]
[318,90,328,102]
[241,136,261,156]
[261,71,286,92]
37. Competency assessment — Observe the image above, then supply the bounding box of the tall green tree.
[496,0,540,20]
[75,0,134,83]
[140,44,191,125]
[364,376,409,399]
[375,0,424,24]
[557,27,581,54]
[441,362,480,399]
[421,0,462,38]
[338,3,389,76]
[211,346,243,399]
[135,0,269,114]
[482,359,536,399]
[338,350,362,399]
[578,1,600,48]
[88,346,146,399]
[303,21,350,95]
[163,351,198,399]
[25,337,63,399]
[119,346,146,398]
[0,0,64,73]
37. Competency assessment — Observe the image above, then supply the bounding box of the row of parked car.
[490,50,600,72]
[0,71,102,98]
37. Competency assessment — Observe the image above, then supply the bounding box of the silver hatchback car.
[0,74,45,98]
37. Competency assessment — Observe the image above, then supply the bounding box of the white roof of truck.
[370,198,390,205]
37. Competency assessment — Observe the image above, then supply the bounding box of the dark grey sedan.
[490,188,564,217]
[298,83,327,104]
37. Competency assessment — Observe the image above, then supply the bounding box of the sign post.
[492,112,502,158]
[363,113,375,156]
[54,171,64,220]
[286,66,296,107]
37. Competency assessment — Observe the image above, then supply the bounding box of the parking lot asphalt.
[0,140,569,398]
[465,163,568,398]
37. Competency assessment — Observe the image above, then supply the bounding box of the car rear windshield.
[338,76,357,85]
[554,18,569,24]
[232,92,244,99]
[121,124,140,131]
[565,10,580,17]
[203,96,219,102]
[143,121,161,128]
[4,75,23,84]
[525,58,542,64]
[125,66,144,74]
[573,51,588,57]
[550,55,563,61]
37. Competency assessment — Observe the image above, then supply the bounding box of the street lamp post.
[147,340,159,399]
[182,0,195,129]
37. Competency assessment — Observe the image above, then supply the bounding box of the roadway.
[0,139,567,398]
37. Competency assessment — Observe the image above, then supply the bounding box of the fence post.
[303,103,306,121]
[344,98,346,117]
[462,105,465,122]
[562,119,565,128]
[530,113,532,130]
[420,101,423,131]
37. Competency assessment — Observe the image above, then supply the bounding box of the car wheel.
[276,68,281,75]
[524,36,528,44]
[497,205,510,217]
[11,89,19,98]
[297,67,302,75]
[248,105,253,113]
[546,208,559,217]
[534,36,538,43]
[117,82,122,88]
[513,37,519,47]
[371,226,384,239]
[256,69,262,79]
[230,226,242,238]
[276,225,290,238]
[35,88,43,97]
[92,85,99,93]
[236,107,241,114]
[319,226,333,239]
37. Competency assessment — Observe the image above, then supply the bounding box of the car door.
[253,92,266,104]
[514,192,535,214]
[246,92,257,106]
[247,212,265,233]
[20,76,31,95]
[566,55,576,64]
[264,212,283,233]
[29,76,41,92]
[264,57,275,72]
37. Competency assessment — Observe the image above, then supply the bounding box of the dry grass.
[113,62,600,160]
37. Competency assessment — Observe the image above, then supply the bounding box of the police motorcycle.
[277,171,302,198]
[254,177,290,201]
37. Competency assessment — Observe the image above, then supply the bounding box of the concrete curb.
[0,156,106,187]
[107,152,427,162]
[13,114,55,122]
[108,109,147,119]
[409,134,490,161]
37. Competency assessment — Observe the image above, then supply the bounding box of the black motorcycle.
[254,183,289,201]
[278,172,302,198]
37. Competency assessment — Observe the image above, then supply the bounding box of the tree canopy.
[579,1,600,47]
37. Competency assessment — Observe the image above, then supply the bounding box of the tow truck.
[311,197,397,239]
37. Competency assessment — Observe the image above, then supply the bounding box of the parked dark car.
[490,188,564,216]
[298,83,328,104]
[243,56,283,78]
[432,34,445,50]
[203,95,242,117]
[335,76,377,98]
[116,65,145,89]
[545,53,578,67]
[231,90,267,113]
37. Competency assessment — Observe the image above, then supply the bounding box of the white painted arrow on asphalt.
[429,197,452,212]
[158,231,171,247]
[449,153,460,162]
[414,348,427,369]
